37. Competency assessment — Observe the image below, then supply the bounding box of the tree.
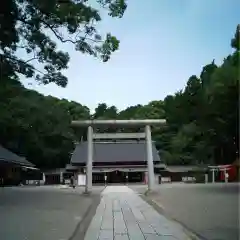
[0,0,127,87]
[92,103,119,132]
[231,24,240,50]
[204,55,239,164]
[0,78,90,168]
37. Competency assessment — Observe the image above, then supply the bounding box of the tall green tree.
[0,79,90,168]
[0,0,127,86]
[160,26,239,165]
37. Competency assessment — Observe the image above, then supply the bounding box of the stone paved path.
[84,186,192,240]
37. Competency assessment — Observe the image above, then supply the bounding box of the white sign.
[65,179,70,184]
[161,177,171,183]
[78,174,86,186]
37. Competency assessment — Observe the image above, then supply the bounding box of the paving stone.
[101,219,113,230]
[101,208,113,230]
[113,199,121,212]
[138,221,156,234]
[104,209,113,217]
[128,224,145,240]
[151,221,188,238]
[98,230,113,240]
[97,199,106,209]
[145,234,178,239]
[157,228,190,240]
[114,211,127,234]
[122,211,136,224]
[113,210,124,218]
[114,233,129,240]
[152,224,177,236]
[114,211,125,223]
[84,228,99,240]
[89,215,103,230]
[131,207,145,221]
[114,227,128,234]
[142,209,161,222]
[128,232,145,240]
[144,234,162,240]
[85,203,103,235]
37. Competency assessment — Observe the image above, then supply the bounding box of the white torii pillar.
[145,125,155,191]
[86,126,93,193]
[212,168,215,183]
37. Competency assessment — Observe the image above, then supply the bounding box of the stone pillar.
[43,173,46,185]
[86,126,93,193]
[144,171,148,184]
[60,171,63,184]
[224,169,229,183]
[205,173,208,183]
[104,173,107,186]
[212,169,215,183]
[145,125,155,191]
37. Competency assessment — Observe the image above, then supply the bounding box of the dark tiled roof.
[0,145,34,167]
[71,141,160,164]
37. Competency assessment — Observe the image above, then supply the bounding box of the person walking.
[70,175,76,189]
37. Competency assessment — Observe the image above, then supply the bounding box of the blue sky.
[23,0,240,112]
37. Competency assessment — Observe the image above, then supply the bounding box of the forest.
[0,1,239,169]
[1,30,239,169]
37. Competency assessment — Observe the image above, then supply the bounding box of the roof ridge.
[79,141,156,144]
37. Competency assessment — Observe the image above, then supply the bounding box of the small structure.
[71,141,165,185]
[0,145,36,186]
[71,119,166,193]
[208,163,238,182]
[161,165,207,183]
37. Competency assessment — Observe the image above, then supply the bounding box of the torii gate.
[71,119,166,193]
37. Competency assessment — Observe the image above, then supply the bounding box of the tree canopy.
[0,0,127,87]
[0,26,239,169]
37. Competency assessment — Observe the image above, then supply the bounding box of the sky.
[23,0,240,112]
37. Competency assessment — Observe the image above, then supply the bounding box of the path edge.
[139,193,204,240]
[68,189,105,240]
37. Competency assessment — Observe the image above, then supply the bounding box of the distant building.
[43,168,73,185]
[70,141,165,185]
[0,145,36,186]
